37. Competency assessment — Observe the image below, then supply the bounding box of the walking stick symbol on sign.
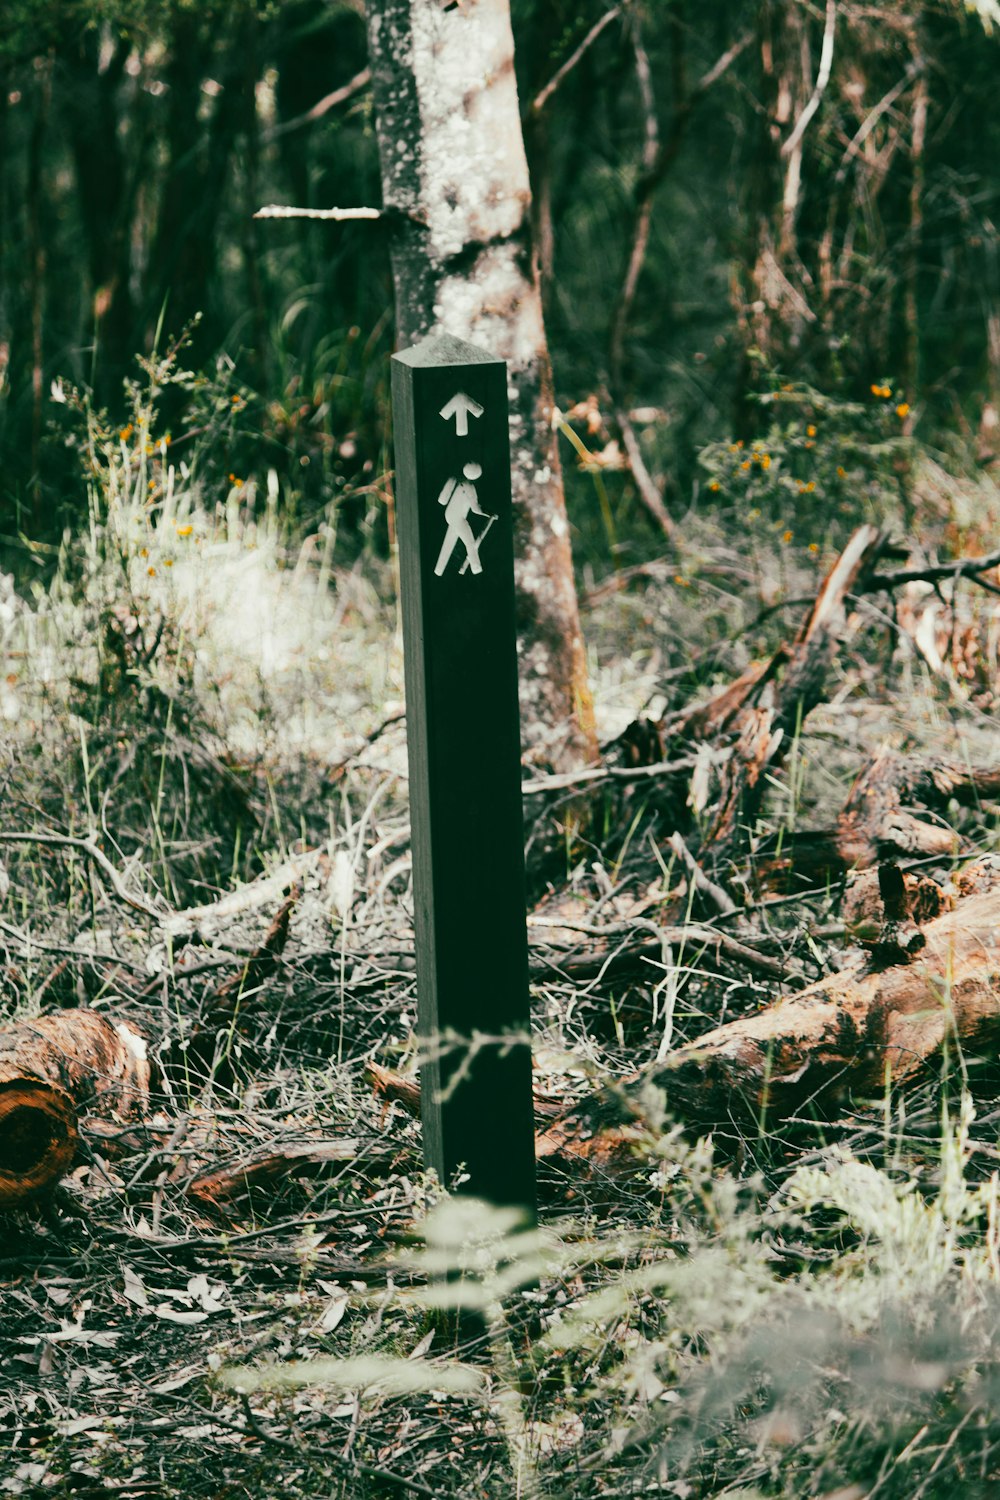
[433,461,497,577]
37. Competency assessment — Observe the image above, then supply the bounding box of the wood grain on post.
[0,1009,151,1203]
[392,332,536,1218]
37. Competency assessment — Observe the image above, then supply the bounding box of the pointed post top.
[392,330,503,369]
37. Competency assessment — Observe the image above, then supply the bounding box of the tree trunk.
[60,32,136,399]
[0,1010,152,1203]
[146,13,252,355]
[364,0,596,771]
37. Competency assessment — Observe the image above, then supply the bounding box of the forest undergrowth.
[4,361,1000,1498]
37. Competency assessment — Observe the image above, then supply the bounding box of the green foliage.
[259,296,393,540]
[699,376,917,541]
[1,333,398,916]
[4,0,1000,561]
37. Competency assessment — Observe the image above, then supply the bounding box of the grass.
[2,368,1000,1497]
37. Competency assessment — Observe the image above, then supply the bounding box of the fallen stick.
[0,1010,151,1203]
[186,1140,372,1207]
[0,832,164,919]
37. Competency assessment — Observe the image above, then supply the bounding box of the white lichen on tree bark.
[366,0,596,770]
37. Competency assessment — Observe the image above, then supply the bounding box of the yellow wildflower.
[806,425,816,437]
[837,466,846,478]
[147,566,156,577]
[119,424,134,441]
[896,402,910,419]
[164,559,173,568]
[176,524,193,538]
[708,480,721,492]
[761,454,771,470]
[782,530,793,543]
[740,459,751,471]
[808,542,819,553]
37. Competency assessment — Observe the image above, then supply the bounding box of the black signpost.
[391,332,536,1221]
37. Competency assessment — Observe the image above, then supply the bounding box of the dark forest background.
[1,0,999,563]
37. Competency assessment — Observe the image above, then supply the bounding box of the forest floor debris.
[4,504,1000,1496]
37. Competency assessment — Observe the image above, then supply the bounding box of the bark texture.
[365,0,596,770]
[0,1009,151,1203]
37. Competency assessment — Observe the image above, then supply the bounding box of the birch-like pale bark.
[365,0,597,771]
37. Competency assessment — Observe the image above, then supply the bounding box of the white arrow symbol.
[439,391,484,437]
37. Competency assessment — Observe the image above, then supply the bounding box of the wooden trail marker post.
[391,332,536,1221]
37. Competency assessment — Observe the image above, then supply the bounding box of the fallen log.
[373,870,1000,1147]
[0,1009,151,1203]
[656,873,1000,1126]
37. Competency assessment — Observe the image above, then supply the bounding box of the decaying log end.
[0,1078,78,1202]
[0,1009,152,1204]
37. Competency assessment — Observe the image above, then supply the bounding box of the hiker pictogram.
[434,462,496,577]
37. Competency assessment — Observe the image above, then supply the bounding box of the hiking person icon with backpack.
[434,462,495,576]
